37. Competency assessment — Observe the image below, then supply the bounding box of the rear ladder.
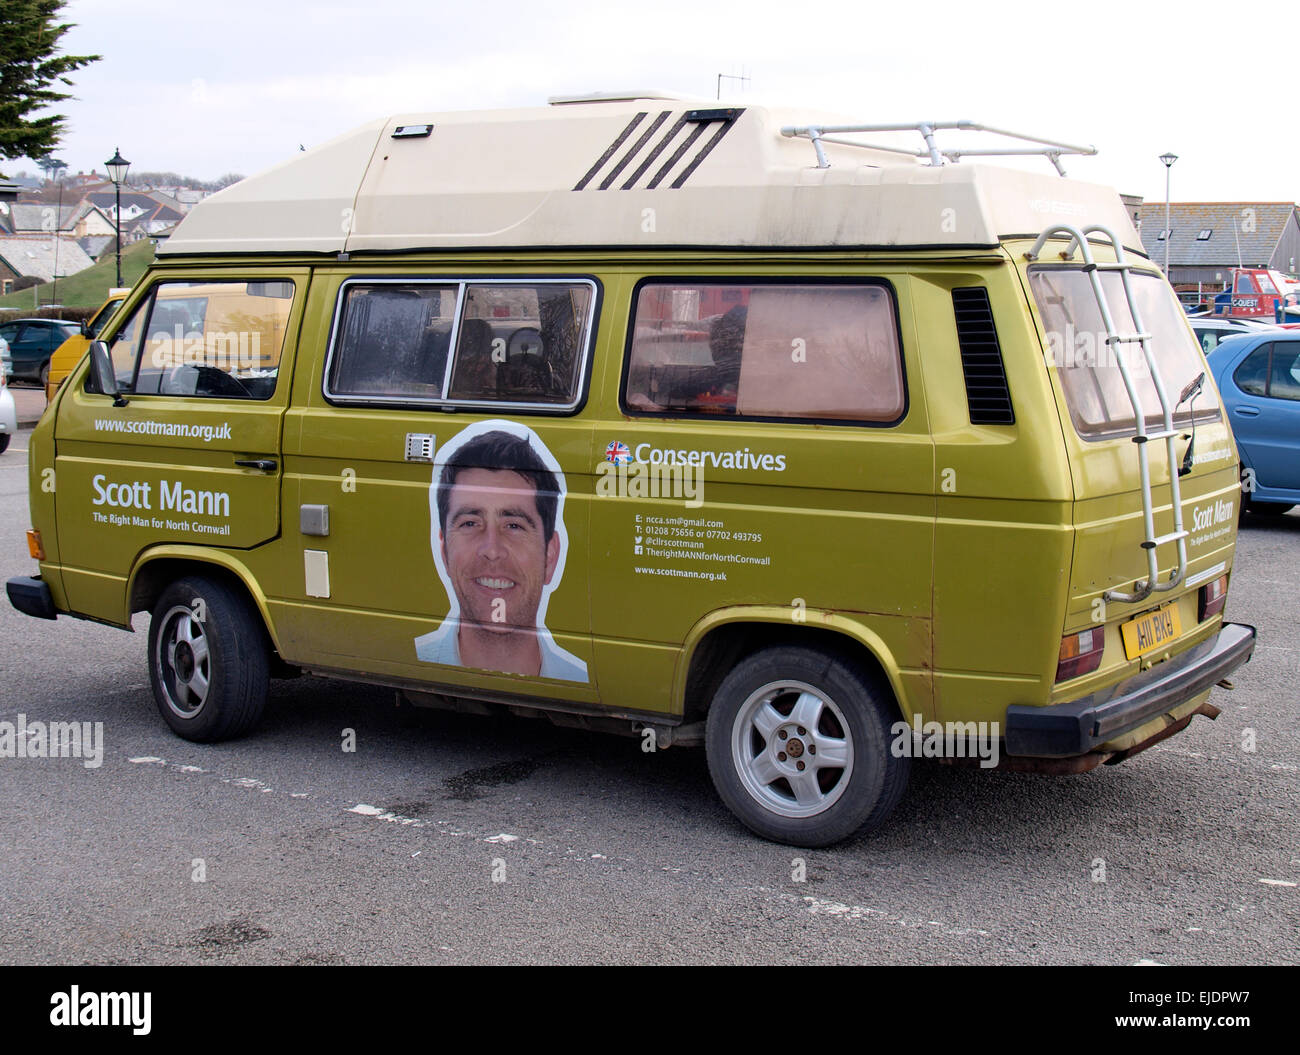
[1027,223,1188,605]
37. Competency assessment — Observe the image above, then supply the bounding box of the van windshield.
[1029,266,1220,438]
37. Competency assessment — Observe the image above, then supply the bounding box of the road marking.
[347,803,425,827]
[1162,748,1297,772]
[765,890,992,939]
[1258,878,1297,887]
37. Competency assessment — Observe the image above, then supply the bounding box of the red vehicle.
[1210,267,1300,325]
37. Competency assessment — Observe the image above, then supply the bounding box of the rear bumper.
[0,387,16,434]
[6,575,58,620]
[1005,622,1256,756]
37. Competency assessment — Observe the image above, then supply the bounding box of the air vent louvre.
[952,286,1015,425]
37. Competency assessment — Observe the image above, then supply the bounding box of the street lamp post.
[105,148,130,287]
[1159,152,1177,277]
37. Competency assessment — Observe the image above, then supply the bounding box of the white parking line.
[763,889,993,939]
[346,803,425,827]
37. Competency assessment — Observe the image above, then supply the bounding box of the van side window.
[448,284,591,404]
[330,285,458,398]
[623,282,905,423]
[326,280,594,408]
[104,280,293,400]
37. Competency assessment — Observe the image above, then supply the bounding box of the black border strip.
[572,112,646,191]
[621,114,690,190]
[598,110,671,191]
[647,121,710,190]
[670,111,744,189]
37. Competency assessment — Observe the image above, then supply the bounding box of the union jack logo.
[605,441,632,464]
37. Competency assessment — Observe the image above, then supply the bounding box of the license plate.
[1120,602,1183,661]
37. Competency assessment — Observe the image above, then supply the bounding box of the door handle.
[1233,406,1260,417]
[235,458,278,472]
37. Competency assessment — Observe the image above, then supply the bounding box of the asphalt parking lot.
[0,423,1296,965]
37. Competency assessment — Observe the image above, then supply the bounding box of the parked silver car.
[1188,316,1282,355]
[0,334,17,454]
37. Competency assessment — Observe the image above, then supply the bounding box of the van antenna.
[1233,216,1243,270]
[716,71,750,100]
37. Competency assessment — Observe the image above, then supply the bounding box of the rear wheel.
[705,644,909,847]
[0,433,9,455]
[148,575,270,742]
[38,362,49,390]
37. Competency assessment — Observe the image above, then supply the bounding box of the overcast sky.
[17,0,1297,205]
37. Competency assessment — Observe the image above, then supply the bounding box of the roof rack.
[779,120,1097,176]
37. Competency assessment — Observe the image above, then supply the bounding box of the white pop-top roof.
[160,97,1142,257]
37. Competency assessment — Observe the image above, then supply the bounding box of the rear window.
[623,281,904,423]
[1029,267,1220,438]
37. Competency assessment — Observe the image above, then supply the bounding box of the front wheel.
[0,433,9,455]
[148,575,270,742]
[705,645,909,847]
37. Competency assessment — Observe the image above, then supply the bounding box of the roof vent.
[549,90,693,106]
[952,286,1015,425]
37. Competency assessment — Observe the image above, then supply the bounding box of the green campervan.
[7,94,1255,846]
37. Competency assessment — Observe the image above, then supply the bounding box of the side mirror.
[88,340,128,407]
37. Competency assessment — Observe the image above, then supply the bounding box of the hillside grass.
[0,239,154,311]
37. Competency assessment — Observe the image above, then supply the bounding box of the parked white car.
[0,334,17,454]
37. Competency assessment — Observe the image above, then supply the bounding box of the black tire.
[705,644,909,847]
[147,575,270,742]
[0,433,9,455]
[38,362,49,390]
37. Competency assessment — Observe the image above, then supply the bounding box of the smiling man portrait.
[414,420,587,682]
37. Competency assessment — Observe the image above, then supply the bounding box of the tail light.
[1199,575,1228,621]
[1056,627,1105,682]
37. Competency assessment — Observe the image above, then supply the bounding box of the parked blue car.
[1206,332,1300,514]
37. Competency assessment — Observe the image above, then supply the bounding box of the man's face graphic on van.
[440,467,560,632]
